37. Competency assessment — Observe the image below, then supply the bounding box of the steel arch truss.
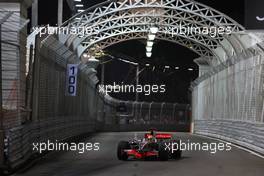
[82,29,214,58]
[59,0,245,62]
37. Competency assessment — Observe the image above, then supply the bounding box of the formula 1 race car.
[117,130,182,161]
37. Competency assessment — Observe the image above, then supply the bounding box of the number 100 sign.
[66,64,78,96]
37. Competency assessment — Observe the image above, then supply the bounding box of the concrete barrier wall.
[194,120,264,154]
[6,118,96,169]
[192,52,264,154]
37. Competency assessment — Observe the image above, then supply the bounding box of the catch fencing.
[0,10,28,130]
[192,42,264,154]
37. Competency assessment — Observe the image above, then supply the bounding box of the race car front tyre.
[158,143,169,161]
[117,141,130,161]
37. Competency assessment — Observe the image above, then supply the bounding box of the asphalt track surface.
[14,132,264,176]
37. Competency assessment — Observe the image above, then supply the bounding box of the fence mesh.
[192,51,264,154]
[0,10,28,129]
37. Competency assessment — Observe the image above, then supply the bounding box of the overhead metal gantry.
[57,0,245,65]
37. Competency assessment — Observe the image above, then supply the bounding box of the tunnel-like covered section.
[38,0,264,156]
[54,0,264,155]
[1,0,264,170]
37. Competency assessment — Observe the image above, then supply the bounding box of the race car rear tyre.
[171,140,182,159]
[172,149,182,159]
[158,143,169,161]
[117,141,130,161]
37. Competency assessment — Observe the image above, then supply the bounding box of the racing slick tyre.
[172,149,182,159]
[171,140,182,159]
[117,141,130,161]
[158,143,169,161]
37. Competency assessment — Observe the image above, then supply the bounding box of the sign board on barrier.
[66,64,78,96]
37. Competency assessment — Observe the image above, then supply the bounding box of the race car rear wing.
[145,133,172,139]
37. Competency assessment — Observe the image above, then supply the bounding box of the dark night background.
[28,0,249,104]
